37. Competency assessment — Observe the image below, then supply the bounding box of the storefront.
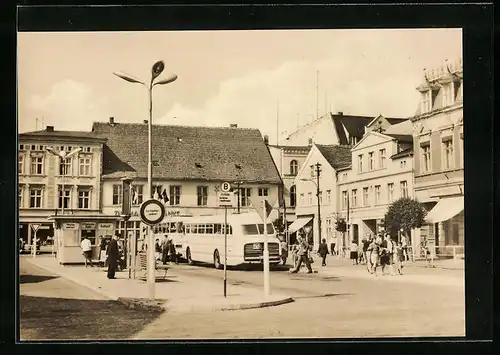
[48,214,119,264]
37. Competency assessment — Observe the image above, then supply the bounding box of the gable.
[352,132,392,151]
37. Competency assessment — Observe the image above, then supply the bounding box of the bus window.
[170,223,177,233]
[199,224,206,234]
[257,223,275,234]
[214,224,222,234]
[192,224,198,234]
[206,224,214,234]
[242,224,259,235]
[185,224,191,234]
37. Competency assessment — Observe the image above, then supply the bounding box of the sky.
[17,29,462,144]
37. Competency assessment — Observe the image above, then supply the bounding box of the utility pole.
[316,70,319,121]
[315,163,322,246]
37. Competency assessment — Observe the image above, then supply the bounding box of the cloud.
[29,79,108,131]
[158,54,423,145]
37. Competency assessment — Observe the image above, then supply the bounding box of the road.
[19,256,465,340]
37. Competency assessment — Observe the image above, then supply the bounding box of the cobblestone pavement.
[133,262,465,339]
[19,257,162,340]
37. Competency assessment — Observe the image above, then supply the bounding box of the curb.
[117,297,166,312]
[220,296,294,311]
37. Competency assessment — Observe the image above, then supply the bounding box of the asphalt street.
[19,256,465,340]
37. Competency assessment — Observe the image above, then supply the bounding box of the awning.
[288,216,313,234]
[425,196,464,223]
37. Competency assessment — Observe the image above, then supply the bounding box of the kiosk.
[47,214,120,265]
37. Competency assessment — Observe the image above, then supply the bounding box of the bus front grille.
[244,242,280,260]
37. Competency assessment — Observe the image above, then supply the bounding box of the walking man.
[318,238,329,267]
[80,236,93,267]
[290,236,313,273]
[106,235,119,279]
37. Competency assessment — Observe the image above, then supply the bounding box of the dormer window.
[442,83,453,107]
[453,80,462,101]
[421,90,431,113]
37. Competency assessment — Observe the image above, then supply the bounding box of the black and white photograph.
[17,23,470,340]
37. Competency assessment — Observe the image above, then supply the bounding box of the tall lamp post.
[301,162,322,247]
[46,146,82,256]
[114,61,177,300]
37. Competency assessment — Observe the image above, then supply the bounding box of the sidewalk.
[25,256,293,313]
[310,255,464,288]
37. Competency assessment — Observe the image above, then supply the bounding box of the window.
[18,154,24,174]
[258,188,269,197]
[299,193,304,206]
[379,149,386,169]
[400,181,408,198]
[460,134,464,168]
[59,157,72,176]
[169,185,181,206]
[307,192,312,205]
[375,185,381,205]
[387,183,394,202]
[58,187,71,209]
[290,160,298,175]
[197,186,208,206]
[112,184,122,205]
[240,188,251,207]
[454,81,462,101]
[358,154,363,172]
[368,152,374,170]
[319,191,323,205]
[29,186,43,208]
[362,187,369,206]
[342,191,348,210]
[326,190,331,204]
[30,154,44,175]
[79,155,92,176]
[18,185,23,208]
[442,83,453,106]
[351,189,357,207]
[132,185,144,205]
[400,160,407,168]
[421,90,431,113]
[78,188,91,209]
[290,185,296,207]
[310,165,315,178]
[443,139,454,170]
[421,144,431,173]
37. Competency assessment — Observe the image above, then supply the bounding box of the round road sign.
[139,199,166,226]
[221,182,231,192]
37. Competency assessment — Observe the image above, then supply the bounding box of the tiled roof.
[19,130,105,140]
[386,118,408,125]
[383,120,413,135]
[92,122,282,184]
[331,114,373,145]
[390,148,413,160]
[315,144,352,170]
[384,134,413,144]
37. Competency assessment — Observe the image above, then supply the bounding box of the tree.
[384,197,427,240]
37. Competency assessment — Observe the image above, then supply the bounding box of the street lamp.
[301,162,322,246]
[46,146,82,256]
[114,61,177,300]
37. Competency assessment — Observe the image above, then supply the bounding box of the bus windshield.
[242,224,259,235]
[257,223,275,234]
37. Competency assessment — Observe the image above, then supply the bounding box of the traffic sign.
[219,191,234,207]
[31,224,40,232]
[139,199,166,226]
[221,182,231,193]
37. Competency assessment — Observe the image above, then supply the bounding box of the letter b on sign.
[221,182,231,193]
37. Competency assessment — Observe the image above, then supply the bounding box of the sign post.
[262,201,270,296]
[31,224,40,258]
[139,199,166,300]
[219,182,233,298]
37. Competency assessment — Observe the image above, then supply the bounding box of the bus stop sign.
[139,199,165,226]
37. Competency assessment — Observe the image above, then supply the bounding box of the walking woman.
[367,237,381,275]
[318,238,329,267]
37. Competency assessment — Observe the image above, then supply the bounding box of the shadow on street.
[20,295,163,340]
[20,274,59,284]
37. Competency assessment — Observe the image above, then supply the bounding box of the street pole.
[32,230,37,258]
[237,182,241,214]
[147,80,155,300]
[224,206,227,297]
[316,163,322,247]
[263,201,270,296]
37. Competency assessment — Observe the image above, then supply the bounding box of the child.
[350,240,358,265]
[395,241,405,275]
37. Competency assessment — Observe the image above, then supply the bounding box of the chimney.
[143,120,148,124]
[263,135,269,145]
[109,117,115,125]
[230,124,238,128]
[337,111,343,116]
[46,126,54,132]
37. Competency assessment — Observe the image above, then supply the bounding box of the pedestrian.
[367,237,381,275]
[80,236,93,267]
[395,241,405,275]
[362,235,371,265]
[401,234,409,261]
[330,236,337,256]
[290,236,313,273]
[99,236,107,266]
[19,237,25,253]
[280,239,288,265]
[106,235,120,279]
[161,234,169,264]
[350,240,358,265]
[318,238,329,267]
[155,238,161,261]
[169,238,178,264]
[380,234,396,276]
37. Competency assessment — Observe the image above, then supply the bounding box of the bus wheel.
[214,250,222,269]
[186,248,194,265]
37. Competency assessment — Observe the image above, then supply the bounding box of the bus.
[153,213,283,268]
